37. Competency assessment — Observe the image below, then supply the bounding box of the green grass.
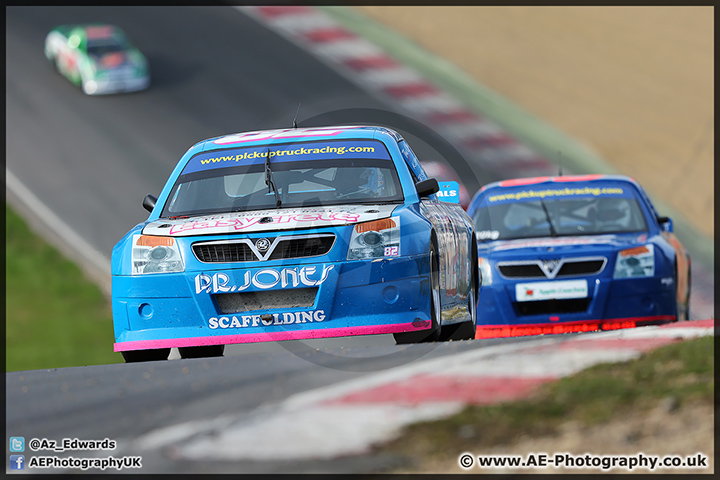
[377,335,714,464]
[6,205,122,371]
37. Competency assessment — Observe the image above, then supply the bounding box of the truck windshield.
[473,193,648,241]
[161,140,403,217]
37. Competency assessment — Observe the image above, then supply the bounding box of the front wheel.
[441,286,477,341]
[121,348,170,363]
[81,77,94,95]
[394,244,441,344]
[178,345,225,359]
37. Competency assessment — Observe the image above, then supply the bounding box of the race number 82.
[384,246,399,256]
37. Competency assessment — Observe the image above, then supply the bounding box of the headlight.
[613,244,654,278]
[129,52,148,75]
[478,257,493,286]
[132,235,184,274]
[134,64,148,77]
[347,218,400,260]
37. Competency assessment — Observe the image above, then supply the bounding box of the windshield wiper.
[539,199,558,237]
[264,149,282,208]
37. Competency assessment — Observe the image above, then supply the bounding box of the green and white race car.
[44,24,150,95]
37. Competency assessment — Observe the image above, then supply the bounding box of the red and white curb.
[132,319,714,461]
[238,6,556,181]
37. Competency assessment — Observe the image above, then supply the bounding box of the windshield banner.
[182,140,391,175]
[485,185,633,205]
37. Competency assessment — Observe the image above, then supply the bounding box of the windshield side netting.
[162,140,403,217]
[473,185,648,241]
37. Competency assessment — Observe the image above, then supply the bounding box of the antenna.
[557,150,563,176]
[292,103,301,129]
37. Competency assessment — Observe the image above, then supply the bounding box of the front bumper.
[475,276,676,338]
[112,254,432,351]
[85,75,149,95]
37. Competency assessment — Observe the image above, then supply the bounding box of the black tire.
[441,286,477,341]
[440,244,478,342]
[394,243,441,344]
[121,348,170,363]
[178,345,225,359]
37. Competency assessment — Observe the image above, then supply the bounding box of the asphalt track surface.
[5,6,713,474]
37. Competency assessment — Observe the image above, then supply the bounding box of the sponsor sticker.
[169,210,361,235]
[515,279,588,302]
[437,181,460,203]
[195,266,334,294]
[494,237,614,251]
[208,310,326,329]
[213,127,344,145]
[477,230,500,241]
[384,246,400,256]
[183,140,391,174]
[487,186,627,204]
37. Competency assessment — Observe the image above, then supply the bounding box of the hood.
[143,204,397,237]
[480,233,650,259]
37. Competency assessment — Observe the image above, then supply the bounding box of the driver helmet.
[595,197,631,227]
[360,168,385,196]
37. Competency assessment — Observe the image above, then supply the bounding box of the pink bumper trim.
[114,321,425,352]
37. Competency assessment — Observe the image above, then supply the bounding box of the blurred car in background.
[44,23,149,95]
[467,174,691,338]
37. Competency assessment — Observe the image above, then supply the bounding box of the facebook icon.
[10,455,25,470]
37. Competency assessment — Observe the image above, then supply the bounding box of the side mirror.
[416,178,440,198]
[657,216,673,233]
[143,194,157,213]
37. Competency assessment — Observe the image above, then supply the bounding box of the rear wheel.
[178,345,225,359]
[121,348,170,363]
[394,244,441,344]
[50,54,61,74]
[45,49,56,65]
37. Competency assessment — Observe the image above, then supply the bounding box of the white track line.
[6,168,111,285]
[6,168,183,360]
